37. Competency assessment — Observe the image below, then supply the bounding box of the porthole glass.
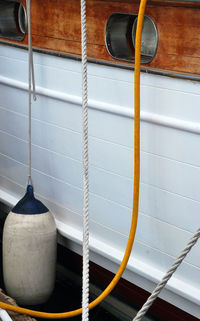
[0,0,27,41]
[105,13,158,64]
[132,15,158,63]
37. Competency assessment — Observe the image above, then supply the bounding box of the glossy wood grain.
[1,0,200,76]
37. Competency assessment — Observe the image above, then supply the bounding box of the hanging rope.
[133,227,200,321]
[26,0,36,186]
[80,0,89,320]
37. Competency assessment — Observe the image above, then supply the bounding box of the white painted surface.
[0,308,13,321]
[0,44,200,317]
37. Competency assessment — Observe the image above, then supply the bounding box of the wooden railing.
[1,0,200,76]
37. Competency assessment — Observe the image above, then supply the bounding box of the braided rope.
[26,0,36,186]
[133,227,200,321]
[80,0,89,320]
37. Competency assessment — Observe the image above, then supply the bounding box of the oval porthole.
[0,0,27,41]
[132,15,158,64]
[105,13,158,64]
[18,2,27,35]
[105,13,137,61]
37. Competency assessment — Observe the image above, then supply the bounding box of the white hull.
[0,44,199,317]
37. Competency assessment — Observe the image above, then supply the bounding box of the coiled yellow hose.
[0,0,147,317]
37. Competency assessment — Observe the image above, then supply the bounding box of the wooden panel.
[1,0,200,76]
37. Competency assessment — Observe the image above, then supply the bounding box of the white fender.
[3,185,57,305]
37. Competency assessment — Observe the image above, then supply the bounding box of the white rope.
[80,0,89,320]
[26,0,36,186]
[133,227,200,321]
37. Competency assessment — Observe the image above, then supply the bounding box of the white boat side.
[0,44,199,318]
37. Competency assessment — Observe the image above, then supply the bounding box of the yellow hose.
[0,0,147,318]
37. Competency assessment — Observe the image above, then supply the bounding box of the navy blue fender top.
[12,185,49,215]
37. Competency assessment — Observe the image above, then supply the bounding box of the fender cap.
[12,185,49,215]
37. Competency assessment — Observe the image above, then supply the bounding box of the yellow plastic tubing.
[0,0,147,318]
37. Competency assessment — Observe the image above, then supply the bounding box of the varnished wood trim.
[2,39,200,82]
[1,0,200,76]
